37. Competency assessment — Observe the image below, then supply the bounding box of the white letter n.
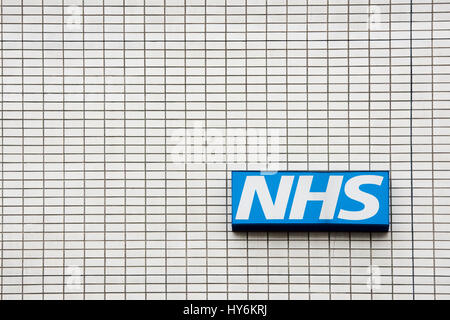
[235,176,294,220]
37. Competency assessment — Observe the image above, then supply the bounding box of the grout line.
[102,0,106,300]
[144,1,148,300]
[122,0,127,299]
[409,0,416,300]
[368,0,373,300]
[183,0,188,300]
[245,0,249,300]
[62,0,66,300]
[389,0,394,300]
[347,0,352,300]
[224,0,229,301]
[265,0,269,299]
[82,0,86,300]
[286,0,290,300]
[306,0,311,299]
[21,0,24,300]
[326,0,331,300]
[431,0,436,299]
[164,0,167,300]
[205,0,208,300]
[41,0,45,300]
[0,0,3,301]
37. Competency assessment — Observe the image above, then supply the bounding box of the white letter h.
[289,175,343,220]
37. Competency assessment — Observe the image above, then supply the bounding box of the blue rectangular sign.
[232,171,389,231]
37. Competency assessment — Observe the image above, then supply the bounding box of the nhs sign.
[232,171,389,232]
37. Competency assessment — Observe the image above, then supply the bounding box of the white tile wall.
[0,0,449,299]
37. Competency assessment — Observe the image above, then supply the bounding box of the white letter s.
[338,175,383,221]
